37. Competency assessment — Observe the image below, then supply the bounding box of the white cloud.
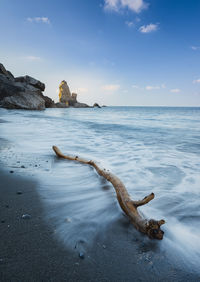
[191,46,200,51]
[132,84,139,88]
[146,85,160,90]
[139,23,158,33]
[104,0,148,13]
[27,17,50,24]
[102,84,120,91]
[193,78,200,84]
[170,88,181,93]
[22,56,42,61]
[125,21,134,27]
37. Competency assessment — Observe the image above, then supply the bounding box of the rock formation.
[0,63,101,110]
[0,63,55,110]
[93,103,101,108]
[57,80,89,108]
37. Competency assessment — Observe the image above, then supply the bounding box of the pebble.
[22,214,31,220]
[1,220,5,223]
[16,191,22,195]
[5,205,9,208]
[79,252,85,259]
[9,170,14,173]
[35,165,37,167]
[102,244,106,249]
[65,217,71,223]
[21,165,25,168]
[17,161,20,163]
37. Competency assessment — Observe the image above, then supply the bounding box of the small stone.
[65,217,71,223]
[9,170,14,173]
[102,245,106,249]
[16,191,22,195]
[35,165,37,167]
[22,214,31,220]
[21,165,25,168]
[46,161,48,162]
[75,262,79,266]
[5,205,9,208]
[17,161,20,163]
[1,220,5,223]
[79,252,84,259]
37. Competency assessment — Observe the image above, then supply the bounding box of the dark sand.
[0,169,200,282]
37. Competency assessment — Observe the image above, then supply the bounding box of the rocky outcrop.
[0,63,52,110]
[0,63,97,110]
[15,75,45,91]
[43,96,55,108]
[93,103,101,108]
[59,80,78,106]
[2,92,45,110]
[73,102,90,108]
[58,80,89,108]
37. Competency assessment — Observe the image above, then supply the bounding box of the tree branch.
[52,146,165,240]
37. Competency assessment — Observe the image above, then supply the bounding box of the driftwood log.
[53,146,165,239]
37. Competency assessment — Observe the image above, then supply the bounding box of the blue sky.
[0,0,200,106]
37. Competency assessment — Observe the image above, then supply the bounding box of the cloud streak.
[170,88,181,93]
[193,78,200,84]
[104,0,148,13]
[146,85,160,90]
[27,17,50,24]
[139,23,159,33]
[102,84,120,91]
[125,21,134,27]
[22,56,42,61]
[191,46,200,51]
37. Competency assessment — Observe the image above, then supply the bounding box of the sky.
[0,0,200,106]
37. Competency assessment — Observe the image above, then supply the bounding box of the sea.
[0,106,200,273]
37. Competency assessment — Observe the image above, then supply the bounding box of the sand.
[1,168,200,282]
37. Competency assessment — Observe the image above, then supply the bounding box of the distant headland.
[0,63,101,110]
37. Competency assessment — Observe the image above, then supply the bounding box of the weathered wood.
[52,146,165,239]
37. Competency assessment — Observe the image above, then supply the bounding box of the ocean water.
[0,106,200,272]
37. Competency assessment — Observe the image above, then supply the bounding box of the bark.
[52,146,165,240]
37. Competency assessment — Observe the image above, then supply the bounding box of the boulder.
[0,63,14,80]
[93,103,101,108]
[43,96,56,108]
[1,92,45,110]
[15,75,45,91]
[55,102,69,108]
[0,63,51,110]
[0,74,24,99]
[71,93,77,103]
[73,102,90,108]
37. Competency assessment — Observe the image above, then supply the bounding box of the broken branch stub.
[52,146,165,240]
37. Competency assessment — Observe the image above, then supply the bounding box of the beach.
[0,107,200,281]
[1,168,199,282]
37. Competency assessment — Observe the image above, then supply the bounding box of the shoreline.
[1,168,200,281]
[0,109,200,281]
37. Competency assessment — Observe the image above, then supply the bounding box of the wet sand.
[0,169,199,282]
